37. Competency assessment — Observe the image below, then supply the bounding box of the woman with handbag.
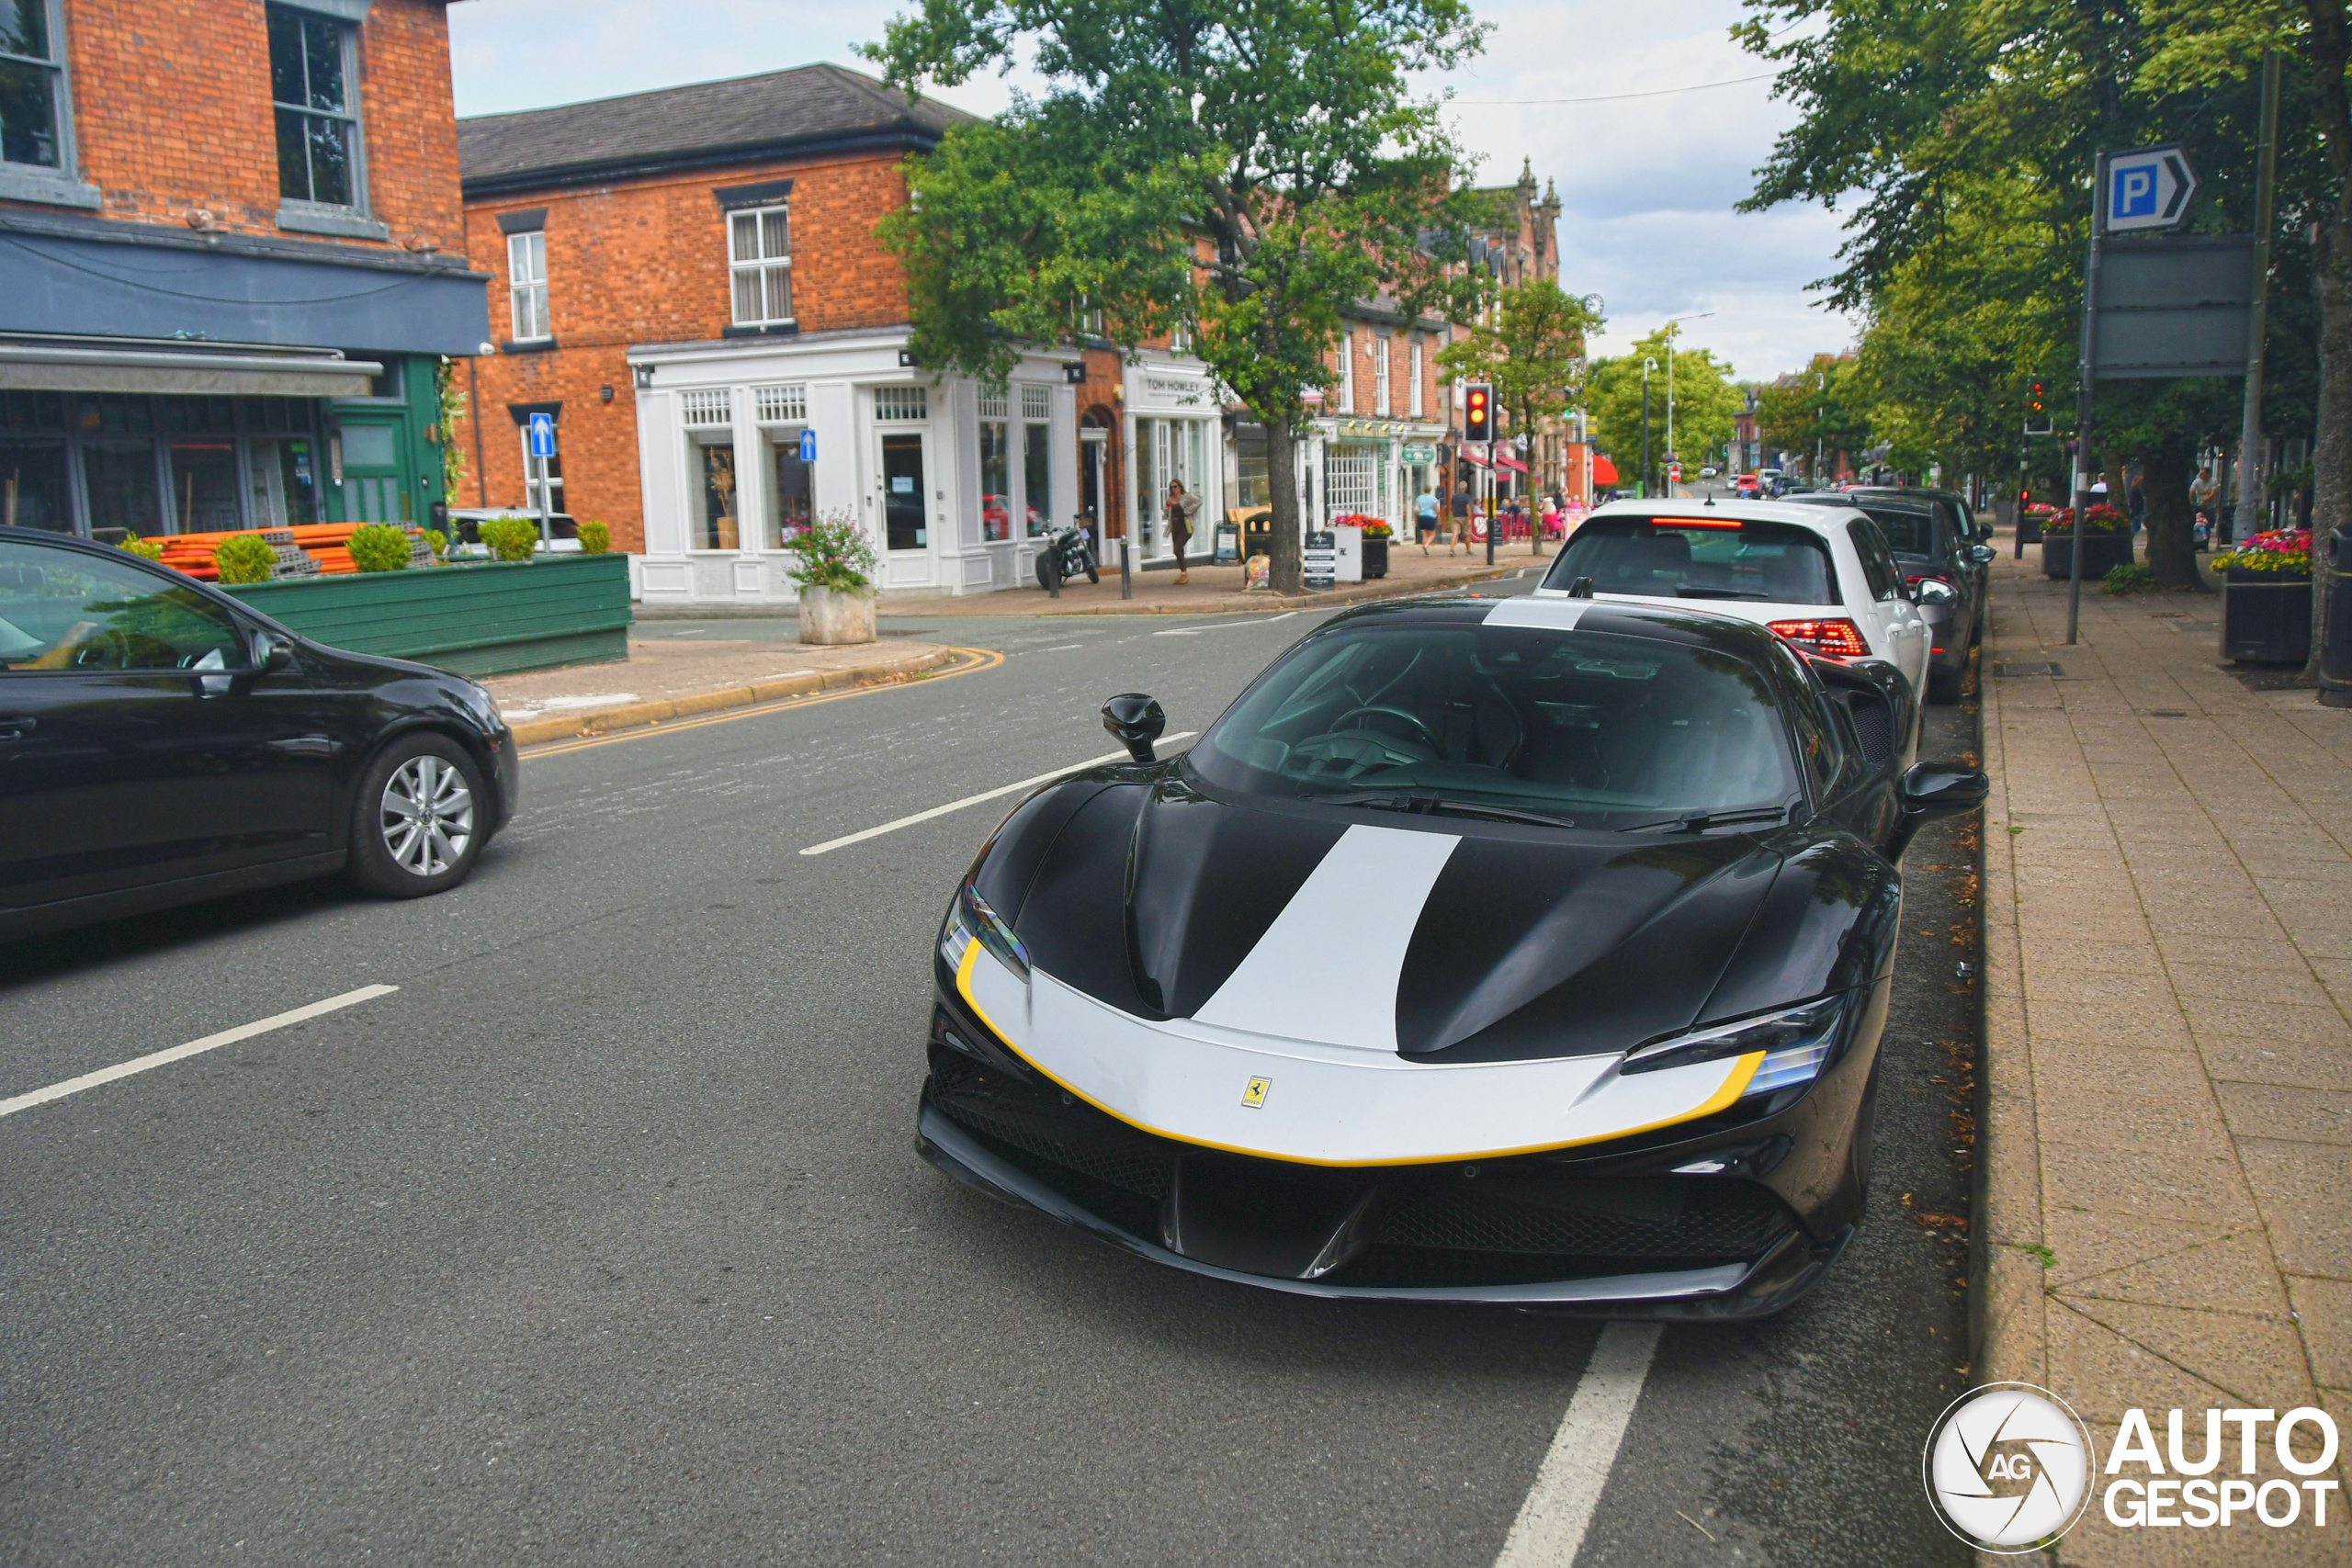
[1167,481,1202,584]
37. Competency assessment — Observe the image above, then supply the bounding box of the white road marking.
[1039,644,1083,652]
[797,736,1195,856]
[1151,614,1296,637]
[1493,1322,1664,1567]
[0,985,400,1121]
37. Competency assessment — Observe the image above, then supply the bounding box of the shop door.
[876,428,933,572]
[336,419,412,525]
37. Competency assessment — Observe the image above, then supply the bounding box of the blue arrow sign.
[526,412,557,459]
[2106,145,2198,232]
[799,427,816,464]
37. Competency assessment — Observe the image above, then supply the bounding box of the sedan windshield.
[1543,518,1838,604]
[1186,622,1803,828]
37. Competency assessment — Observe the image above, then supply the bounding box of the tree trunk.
[2306,213,2352,677]
[2143,434,2207,591]
[1263,408,1305,594]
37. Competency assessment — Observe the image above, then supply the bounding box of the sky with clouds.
[447,0,1854,380]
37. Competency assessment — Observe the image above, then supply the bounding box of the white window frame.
[506,230,550,342]
[1409,340,1424,418]
[1327,443,1375,515]
[1374,334,1391,417]
[1337,330,1354,413]
[875,386,927,422]
[729,204,794,327]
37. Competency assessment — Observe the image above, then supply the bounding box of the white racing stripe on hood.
[1191,823,1459,1052]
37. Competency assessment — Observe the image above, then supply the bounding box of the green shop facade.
[0,209,488,541]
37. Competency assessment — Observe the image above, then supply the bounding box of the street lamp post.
[1661,312,1713,494]
[1640,358,1656,499]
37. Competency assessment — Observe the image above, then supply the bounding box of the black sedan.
[916,596,1984,1317]
[0,525,518,942]
[1784,489,1996,702]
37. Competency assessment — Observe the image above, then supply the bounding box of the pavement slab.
[1975,546,2352,1562]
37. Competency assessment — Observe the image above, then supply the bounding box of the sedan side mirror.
[1915,579,1958,607]
[1888,761,1989,859]
[1972,544,1997,565]
[252,630,295,673]
[1102,692,1167,762]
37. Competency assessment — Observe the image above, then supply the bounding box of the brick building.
[0,0,485,538]
[455,63,1167,604]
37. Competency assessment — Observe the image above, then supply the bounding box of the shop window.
[78,394,153,436]
[0,443,68,531]
[0,0,66,171]
[160,395,236,434]
[267,3,362,211]
[0,390,63,433]
[1237,438,1270,508]
[1326,443,1375,517]
[83,443,160,536]
[766,431,812,547]
[1022,385,1053,537]
[754,383,807,423]
[249,438,320,528]
[978,389,1011,542]
[508,231,550,342]
[169,443,243,533]
[875,386,927,422]
[695,438,740,549]
[729,205,792,326]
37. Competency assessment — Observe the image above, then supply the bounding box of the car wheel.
[347,733,486,898]
[1927,662,1962,705]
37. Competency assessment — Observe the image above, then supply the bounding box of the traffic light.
[2025,378,2052,434]
[1464,383,1494,444]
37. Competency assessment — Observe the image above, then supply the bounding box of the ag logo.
[1240,1077,1271,1109]
[1923,1382,2096,1551]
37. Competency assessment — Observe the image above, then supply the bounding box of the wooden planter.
[1363,536,1390,579]
[220,553,630,676]
[2041,529,2132,580]
[2222,569,2312,665]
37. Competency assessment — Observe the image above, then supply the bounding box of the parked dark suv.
[0,526,519,941]
[1783,490,1994,703]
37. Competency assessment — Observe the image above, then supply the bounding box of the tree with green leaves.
[1436,276,1604,486]
[868,0,1490,592]
[1756,355,1871,480]
[1586,330,1744,492]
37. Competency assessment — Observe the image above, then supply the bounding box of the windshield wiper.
[1617,806,1791,834]
[1306,791,1578,829]
[1671,585,1757,600]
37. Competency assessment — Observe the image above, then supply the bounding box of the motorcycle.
[1035,521,1101,592]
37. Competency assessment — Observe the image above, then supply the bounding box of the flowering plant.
[782,510,878,593]
[1330,513,1389,537]
[2047,504,2129,535]
[2213,527,2312,574]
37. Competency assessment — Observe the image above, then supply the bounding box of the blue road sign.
[527,412,558,459]
[799,427,816,464]
[2106,146,2197,232]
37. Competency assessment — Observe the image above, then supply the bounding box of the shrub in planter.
[119,535,164,562]
[478,516,539,562]
[212,532,277,584]
[783,512,878,646]
[347,523,412,573]
[578,519,611,555]
[423,527,447,558]
[2041,505,2133,579]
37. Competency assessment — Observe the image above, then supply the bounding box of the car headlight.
[1618,994,1848,1099]
[939,880,1030,983]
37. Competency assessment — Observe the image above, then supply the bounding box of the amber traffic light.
[1464,383,1494,444]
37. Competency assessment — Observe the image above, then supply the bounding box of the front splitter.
[918,1103,1839,1315]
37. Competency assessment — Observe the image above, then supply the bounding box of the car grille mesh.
[1375,1184,1792,1260]
[1848,695,1894,766]
[931,1086,1172,1201]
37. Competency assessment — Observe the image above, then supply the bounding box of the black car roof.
[1317,594,1799,661]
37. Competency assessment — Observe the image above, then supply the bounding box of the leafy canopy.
[1586,329,1743,481]
[1435,277,1604,438]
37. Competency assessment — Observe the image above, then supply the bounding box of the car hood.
[995,776,1791,1063]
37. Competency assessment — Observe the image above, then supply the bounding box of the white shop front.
[1122,358,1224,564]
[627,326,1080,604]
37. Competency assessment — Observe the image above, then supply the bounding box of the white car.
[1532,497,1932,713]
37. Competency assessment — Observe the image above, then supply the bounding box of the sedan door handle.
[0,716,35,742]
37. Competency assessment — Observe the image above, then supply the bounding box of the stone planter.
[799,584,876,645]
[1363,536,1390,579]
[2041,528,2132,581]
[2222,569,2312,665]
[218,552,629,676]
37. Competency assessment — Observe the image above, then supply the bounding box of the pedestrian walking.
[1416,485,1440,554]
[2128,471,2147,536]
[1165,480,1201,583]
[2191,465,2220,547]
[1451,474,1473,556]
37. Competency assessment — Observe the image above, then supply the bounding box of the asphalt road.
[1,566,1980,1567]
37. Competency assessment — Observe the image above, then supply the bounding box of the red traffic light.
[1464,382,1494,443]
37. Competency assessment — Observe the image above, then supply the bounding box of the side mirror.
[1972,544,1997,564]
[252,630,294,673]
[1888,761,1989,859]
[1101,692,1167,762]
[1915,579,1958,607]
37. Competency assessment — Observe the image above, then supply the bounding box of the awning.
[1457,446,1528,473]
[0,337,380,397]
[1592,456,1622,485]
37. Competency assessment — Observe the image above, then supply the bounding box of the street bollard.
[1121,535,1133,600]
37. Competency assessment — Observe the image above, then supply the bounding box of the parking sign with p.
[2105,145,2197,232]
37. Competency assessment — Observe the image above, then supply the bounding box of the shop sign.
[1132,372,1210,411]
[1400,444,1437,465]
[1305,529,1337,590]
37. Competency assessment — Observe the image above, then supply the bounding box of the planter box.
[799,584,876,645]
[2017,514,2045,545]
[2041,529,2132,580]
[2222,570,2312,665]
[1363,536,1390,579]
[220,553,630,676]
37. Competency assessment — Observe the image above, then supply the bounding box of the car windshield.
[1185,621,1803,828]
[1542,518,1838,605]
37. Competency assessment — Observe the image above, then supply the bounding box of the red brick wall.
[18,0,459,247]
[454,151,917,549]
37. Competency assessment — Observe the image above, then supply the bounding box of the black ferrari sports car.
[917,595,1986,1317]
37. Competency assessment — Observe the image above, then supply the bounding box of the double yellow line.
[523,646,1006,759]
